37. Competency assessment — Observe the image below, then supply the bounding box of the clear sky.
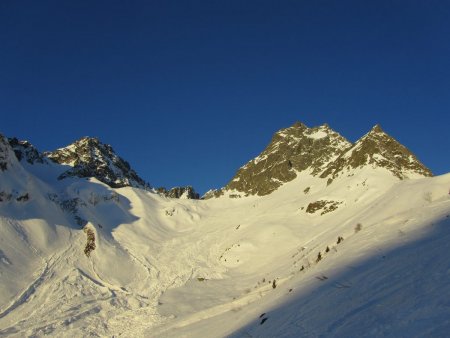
[1,1,449,194]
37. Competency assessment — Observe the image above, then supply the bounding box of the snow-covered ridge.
[45,136,150,189]
[222,122,431,197]
[223,122,352,196]
[321,124,432,182]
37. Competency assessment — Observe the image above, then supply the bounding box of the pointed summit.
[46,137,149,189]
[224,122,351,196]
[370,124,383,133]
[321,125,432,181]
[291,121,308,130]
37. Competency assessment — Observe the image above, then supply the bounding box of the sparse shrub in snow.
[423,192,433,203]
[165,207,175,216]
[355,223,362,233]
[88,192,99,205]
[0,192,10,202]
[316,252,322,262]
[83,227,96,257]
[16,193,29,202]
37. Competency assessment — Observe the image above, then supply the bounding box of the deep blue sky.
[1,1,449,194]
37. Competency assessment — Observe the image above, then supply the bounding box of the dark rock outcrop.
[46,137,149,189]
[320,125,432,181]
[8,138,47,165]
[157,186,200,199]
[218,122,432,197]
[225,122,351,196]
[0,133,19,172]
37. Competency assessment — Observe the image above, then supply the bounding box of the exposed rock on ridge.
[320,125,433,181]
[8,138,47,165]
[222,122,432,197]
[0,134,14,171]
[46,137,149,189]
[225,122,351,196]
[156,186,200,199]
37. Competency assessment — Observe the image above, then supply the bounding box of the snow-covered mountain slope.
[0,127,449,337]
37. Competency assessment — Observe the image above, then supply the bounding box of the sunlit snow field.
[1,151,449,337]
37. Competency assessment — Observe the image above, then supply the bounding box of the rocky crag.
[220,122,432,196]
[46,137,149,189]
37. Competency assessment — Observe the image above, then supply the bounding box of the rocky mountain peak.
[320,124,432,181]
[290,121,308,130]
[369,124,383,134]
[225,122,351,196]
[46,137,149,189]
[8,138,47,165]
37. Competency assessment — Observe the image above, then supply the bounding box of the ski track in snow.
[0,261,49,320]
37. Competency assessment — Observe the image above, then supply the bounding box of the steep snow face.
[321,125,433,182]
[225,122,351,196]
[46,137,149,189]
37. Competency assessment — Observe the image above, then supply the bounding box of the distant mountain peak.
[291,121,308,129]
[321,125,432,181]
[219,122,433,197]
[370,124,383,133]
[224,122,351,196]
[46,137,149,189]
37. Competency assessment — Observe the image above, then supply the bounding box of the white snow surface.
[1,160,450,337]
[306,129,328,139]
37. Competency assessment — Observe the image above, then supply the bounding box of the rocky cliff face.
[320,125,433,182]
[8,138,47,165]
[0,134,14,171]
[46,137,149,189]
[225,122,351,196]
[156,186,200,199]
[221,122,432,196]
